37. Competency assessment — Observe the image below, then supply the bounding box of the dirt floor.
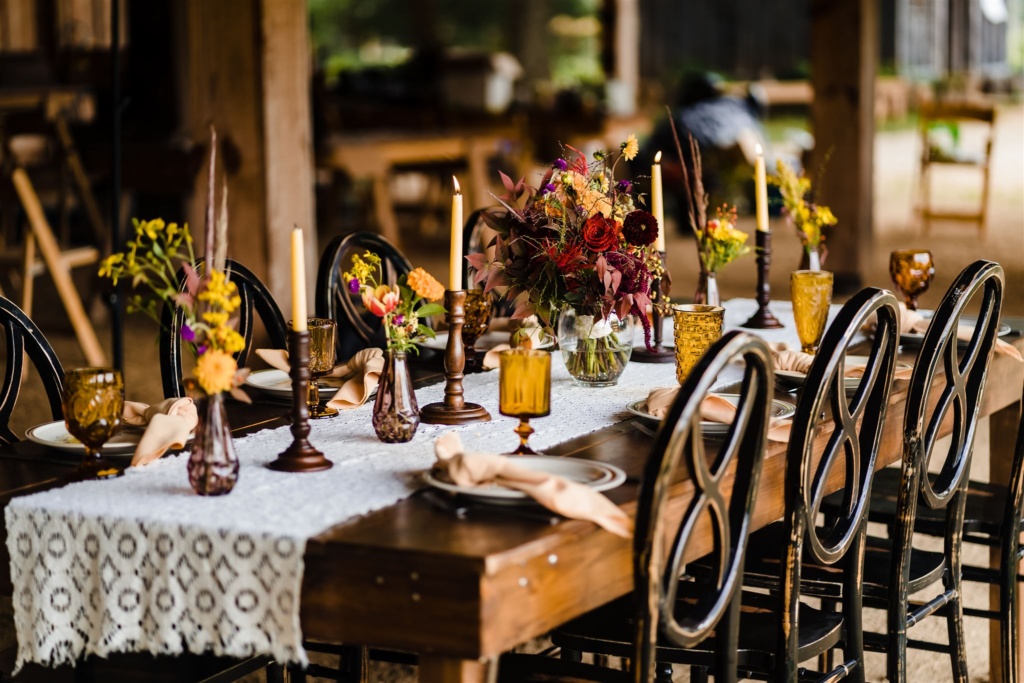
[2,102,1021,682]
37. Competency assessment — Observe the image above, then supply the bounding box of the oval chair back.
[160,259,288,399]
[779,287,900,682]
[886,259,1004,682]
[315,231,412,360]
[0,296,65,445]
[633,330,773,683]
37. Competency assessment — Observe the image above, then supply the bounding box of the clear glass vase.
[372,350,420,443]
[693,271,721,307]
[186,388,239,496]
[557,304,634,387]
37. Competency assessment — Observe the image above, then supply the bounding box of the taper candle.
[755,143,769,232]
[450,176,463,291]
[651,151,665,251]
[291,227,307,332]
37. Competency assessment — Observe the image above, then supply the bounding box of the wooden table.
[0,331,1021,682]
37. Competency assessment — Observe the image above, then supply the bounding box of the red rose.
[582,214,621,252]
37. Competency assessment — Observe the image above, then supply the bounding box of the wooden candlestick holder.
[631,250,674,363]
[268,329,334,472]
[420,290,492,425]
[741,230,784,329]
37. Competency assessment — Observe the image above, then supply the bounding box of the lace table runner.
[6,298,827,669]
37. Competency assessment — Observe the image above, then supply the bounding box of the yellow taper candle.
[652,151,665,251]
[450,176,464,291]
[291,227,307,331]
[755,143,769,232]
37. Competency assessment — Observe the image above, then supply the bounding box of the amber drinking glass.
[889,249,935,311]
[62,368,125,480]
[672,305,725,383]
[499,349,551,455]
[304,318,338,418]
[790,270,834,354]
[462,290,493,371]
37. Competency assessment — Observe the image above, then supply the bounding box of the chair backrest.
[779,287,900,681]
[632,330,773,683]
[160,259,288,398]
[315,231,411,360]
[0,296,65,445]
[1000,383,1024,679]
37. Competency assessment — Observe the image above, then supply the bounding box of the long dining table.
[0,307,1022,683]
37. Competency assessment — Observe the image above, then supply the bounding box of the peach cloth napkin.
[644,390,793,442]
[255,347,385,410]
[771,346,913,380]
[433,433,632,538]
[862,303,1022,362]
[123,398,198,467]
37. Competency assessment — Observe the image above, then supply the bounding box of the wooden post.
[809,0,878,293]
[182,0,316,320]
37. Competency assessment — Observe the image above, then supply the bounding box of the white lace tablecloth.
[5,298,833,670]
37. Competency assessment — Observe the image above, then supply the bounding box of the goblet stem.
[906,296,918,311]
[307,379,321,412]
[71,447,123,482]
[510,417,536,456]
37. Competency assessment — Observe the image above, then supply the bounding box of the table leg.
[989,401,1023,683]
[419,655,495,683]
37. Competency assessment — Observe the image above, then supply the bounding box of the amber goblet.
[304,318,338,419]
[498,349,551,455]
[889,249,935,311]
[62,368,125,481]
[791,270,834,354]
[462,290,493,371]
[672,305,725,383]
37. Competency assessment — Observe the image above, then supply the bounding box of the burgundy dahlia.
[621,210,659,247]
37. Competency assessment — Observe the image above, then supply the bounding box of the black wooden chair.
[820,259,1005,682]
[0,295,64,446]
[160,258,288,399]
[498,330,774,682]
[315,231,411,361]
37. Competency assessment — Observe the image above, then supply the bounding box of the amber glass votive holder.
[790,270,834,354]
[462,290,493,370]
[299,318,338,419]
[498,349,551,455]
[889,249,935,311]
[672,305,725,384]
[62,368,125,481]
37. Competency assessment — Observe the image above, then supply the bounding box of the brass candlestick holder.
[741,230,784,329]
[420,289,492,425]
[268,329,334,472]
[631,250,674,363]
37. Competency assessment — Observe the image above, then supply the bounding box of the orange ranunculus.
[362,284,400,317]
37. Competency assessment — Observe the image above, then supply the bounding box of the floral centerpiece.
[693,204,750,305]
[469,134,660,387]
[772,159,837,271]
[344,251,446,442]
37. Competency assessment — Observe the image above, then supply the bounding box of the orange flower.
[195,350,238,395]
[407,268,445,301]
[362,284,400,317]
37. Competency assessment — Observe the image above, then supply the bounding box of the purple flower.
[542,183,556,195]
[553,158,568,171]
[616,179,632,193]
[197,344,208,355]
[393,314,405,326]
[180,324,196,342]
[348,278,360,294]
[576,205,588,215]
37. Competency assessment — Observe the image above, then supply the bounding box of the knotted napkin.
[123,398,198,467]
[862,303,1022,362]
[771,346,914,381]
[480,329,550,370]
[256,347,385,410]
[432,432,632,538]
[643,390,793,442]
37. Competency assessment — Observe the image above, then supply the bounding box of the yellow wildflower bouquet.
[695,205,750,274]
[343,251,446,353]
[99,218,249,399]
[771,160,838,253]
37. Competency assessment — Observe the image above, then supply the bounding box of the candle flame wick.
[452,176,461,194]
[755,143,763,156]
[653,151,662,164]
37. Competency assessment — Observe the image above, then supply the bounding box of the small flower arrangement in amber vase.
[771,159,838,270]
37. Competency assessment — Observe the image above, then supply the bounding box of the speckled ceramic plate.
[25,421,191,454]
[626,393,796,433]
[245,369,343,400]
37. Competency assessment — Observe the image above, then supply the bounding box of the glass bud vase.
[693,271,721,307]
[799,246,823,272]
[372,350,420,443]
[187,388,239,496]
[557,304,634,387]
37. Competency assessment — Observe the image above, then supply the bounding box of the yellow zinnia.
[407,267,445,301]
[195,350,238,395]
[622,134,639,161]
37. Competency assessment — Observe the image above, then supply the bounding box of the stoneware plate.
[423,456,626,506]
[774,355,913,390]
[245,368,343,400]
[626,393,796,433]
[25,421,191,454]
[416,329,554,352]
